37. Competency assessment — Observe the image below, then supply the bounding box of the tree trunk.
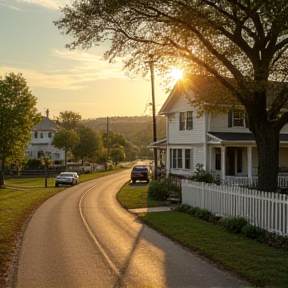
[0,158,5,186]
[254,127,279,192]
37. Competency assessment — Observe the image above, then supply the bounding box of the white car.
[55,172,78,187]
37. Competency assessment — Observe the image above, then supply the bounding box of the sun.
[169,66,184,82]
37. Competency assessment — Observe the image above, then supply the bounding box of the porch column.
[247,146,252,184]
[209,146,213,172]
[221,146,226,182]
[166,147,170,178]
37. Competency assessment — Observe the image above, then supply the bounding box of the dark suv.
[131,166,150,183]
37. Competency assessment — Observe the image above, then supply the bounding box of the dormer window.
[228,111,246,127]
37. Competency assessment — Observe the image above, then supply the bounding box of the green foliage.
[56,110,81,130]
[241,224,266,240]
[24,159,43,170]
[148,179,169,201]
[0,73,41,172]
[195,208,212,221]
[220,217,248,234]
[190,163,214,183]
[73,126,102,163]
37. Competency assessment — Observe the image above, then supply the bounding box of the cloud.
[0,49,128,91]
[51,49,127,80]
[15,0,70,10]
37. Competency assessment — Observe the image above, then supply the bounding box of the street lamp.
[146,59,158,180]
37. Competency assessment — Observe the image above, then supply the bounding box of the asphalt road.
[11,170,250,288]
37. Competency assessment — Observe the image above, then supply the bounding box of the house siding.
[209,113,250,133]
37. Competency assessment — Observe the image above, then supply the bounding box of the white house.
[149,76,288,184]
[25,109,65,166]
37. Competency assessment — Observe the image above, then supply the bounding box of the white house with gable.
[25,109,65,166]
[149,75,288,184]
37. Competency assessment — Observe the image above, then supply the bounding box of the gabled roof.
[33,117,57,132]
[158,74,288,116]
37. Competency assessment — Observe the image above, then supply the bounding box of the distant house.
[149,75,288,183]
[25,109,65,166]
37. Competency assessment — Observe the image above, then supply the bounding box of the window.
[40,133,43,138]
[34,131,38,138]
[228,111,246,127]
[171,149,183,169]
[179,111,193,130]
[48,132,52,138]
[179,113,185,130]
[185,149,191,169]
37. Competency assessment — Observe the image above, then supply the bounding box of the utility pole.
[147,59,158,180]
[107,116,109,171]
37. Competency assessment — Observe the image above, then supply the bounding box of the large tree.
[55,0,288,191]
[52,129,80,170]
[56,110,81,130]
[72,126,102,164]
[0,73,41,185]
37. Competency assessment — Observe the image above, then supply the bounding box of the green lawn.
[117,182,288,288]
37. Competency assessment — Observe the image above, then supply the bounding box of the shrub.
[195,209,212,221]
[148,179,169,201]
[187,206,201,216]
[220,217,248,233]
[176,204,191,212]
[241,224,266,240]
[190,163,214,183]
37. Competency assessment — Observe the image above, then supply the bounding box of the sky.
[0,0,177,120]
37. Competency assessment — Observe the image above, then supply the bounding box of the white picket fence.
[181,180,288,236]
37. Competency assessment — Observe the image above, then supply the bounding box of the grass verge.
[0,168,128,286]
[117,182,288,288]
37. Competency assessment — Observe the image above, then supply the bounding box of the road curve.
[13,170,250,288]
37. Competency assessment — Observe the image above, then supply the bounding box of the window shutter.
[228,111,233,127]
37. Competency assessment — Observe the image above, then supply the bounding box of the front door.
[226,147,243,176]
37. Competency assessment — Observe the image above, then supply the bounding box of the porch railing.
[223,175,288,188]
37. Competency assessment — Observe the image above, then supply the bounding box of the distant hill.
[81,116,166,144]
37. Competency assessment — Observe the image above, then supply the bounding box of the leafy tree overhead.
[56,110,81,130]
[52,129,80,170]
[55,1,288,192]
[0,73,41,185]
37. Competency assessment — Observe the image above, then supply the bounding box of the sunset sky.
[0,0,177,120]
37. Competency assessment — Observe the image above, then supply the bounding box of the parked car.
[55,172,78,187]
[131,166,150,183]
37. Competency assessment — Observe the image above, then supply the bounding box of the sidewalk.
[128,206,176,214]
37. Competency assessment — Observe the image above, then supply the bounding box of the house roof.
[208,132,288,143]
[33,117,57,131]
[147,138,167,149]
[158,74,288,116]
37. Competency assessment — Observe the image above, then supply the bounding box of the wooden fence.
[181,180,288,236]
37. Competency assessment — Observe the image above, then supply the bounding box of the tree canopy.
[72,126,102,163]
[0,73,41,185]
[55,1,288,191]
[52,129,80,169]
[56,110,81,130]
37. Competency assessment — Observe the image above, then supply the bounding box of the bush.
[148,179,169,201]
[220,217,248,233]
[190,163,214,183]
[187,206,201,216]
[241,224,266,240]
[195,209,212,221]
